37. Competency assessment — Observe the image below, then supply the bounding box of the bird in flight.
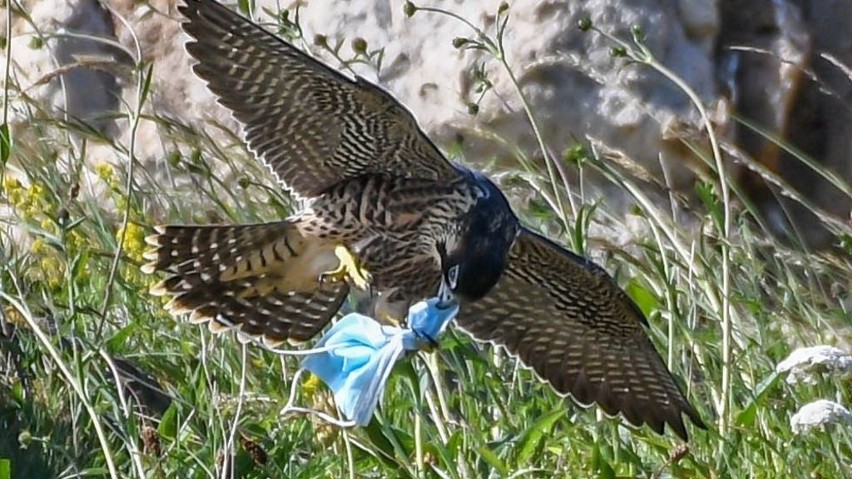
[144,0,704,440]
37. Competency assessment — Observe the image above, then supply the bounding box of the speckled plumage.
[144,0,704,440]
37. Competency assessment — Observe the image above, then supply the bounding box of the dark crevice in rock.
[718,0,850,249]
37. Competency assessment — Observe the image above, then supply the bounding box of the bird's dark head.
[440,169,519,301]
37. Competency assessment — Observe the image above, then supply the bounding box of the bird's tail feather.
[142,221,348,345]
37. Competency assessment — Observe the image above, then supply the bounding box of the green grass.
[1,2,851,478]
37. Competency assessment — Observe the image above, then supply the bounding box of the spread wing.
[456,227,704,440]
[179,0,461,199]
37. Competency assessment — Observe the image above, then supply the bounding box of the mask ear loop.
[212,295,460,429]
[207,317,359,427]
[279,368,357,428]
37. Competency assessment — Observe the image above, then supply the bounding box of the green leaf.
[158,404,179,441]
[0,458,10,479]
[447,429,463,456]
[77,467,109,476]
[625,279,659,318]
[106,321,139,353]
[736,371,780,427]
[423,442,460,479]
[735,401,757,428]
[598,462,616,479]
[10,381,24,404]
[63,215,87,232]
[477,445,508,477]
[138,63,155,107]
[363,419,399,467]
[69,251,90,284]
[591,443,616,479]
[515,408,564,463]
[397,359,420,402]
[572,203,599,253]
[695,180,722,230]
[0,122,10,166]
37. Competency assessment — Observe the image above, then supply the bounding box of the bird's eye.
[446,264,460,290]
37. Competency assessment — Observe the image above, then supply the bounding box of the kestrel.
[144,0,704,440]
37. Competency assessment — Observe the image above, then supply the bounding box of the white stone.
[677,0,719,39]
[3,0,722,194]
[4,0,848,250]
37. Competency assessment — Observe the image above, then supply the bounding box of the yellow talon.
[319,245,371,291]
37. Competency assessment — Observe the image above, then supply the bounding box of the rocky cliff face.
[2,0,850,246]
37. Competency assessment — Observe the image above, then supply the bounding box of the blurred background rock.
[1,0,850,248]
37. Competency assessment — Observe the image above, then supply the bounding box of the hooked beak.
[436,265,459,309]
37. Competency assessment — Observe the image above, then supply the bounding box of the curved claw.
[319,245,372,291]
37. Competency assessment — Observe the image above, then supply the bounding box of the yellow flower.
[117,222,146,262]
[2,176,22,194]
[301,372,322,401]
[25,234,78,290]
[95,162,115,184]
[39,218,57,235]
[67,230,87,253]
[115,195,127,212]
[39,255,65,290]
[30,238,49,255]
[7,187,23,207]
[3,306,28,329]
[2,177,26,211]
[4,179,51,219]
[29,183,45,202]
